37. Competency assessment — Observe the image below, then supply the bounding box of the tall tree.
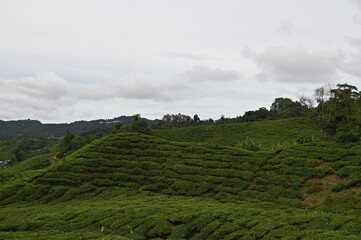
[270,97,295,111]
[130,114,152,135]
[328,83,360,136]
[193,114,200,122]
[314,86,331,140]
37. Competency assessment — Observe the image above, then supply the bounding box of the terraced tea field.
[154,118,320,149]
[1,119,361,239]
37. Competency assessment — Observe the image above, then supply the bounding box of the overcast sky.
[1,0,361,123]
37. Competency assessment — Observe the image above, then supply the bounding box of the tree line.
[152,83,361,142]
[55,82,361,160]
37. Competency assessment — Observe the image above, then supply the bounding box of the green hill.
[0,140,19,161]
[1,129,361,239]
[0,116,157,139]
[0,138,58,163]
[154,117,320,150]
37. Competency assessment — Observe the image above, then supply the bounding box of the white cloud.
[354,14,361,24]
[351,0,361,24]
[0,1,360,122]
[0,71,189,121]
[0,66,244,122]
[70,72,184,101]
[160,51,213,61]
[182,65,241,83]
[341,37,361,78]
[277,20,294,35]
[245,46,344,83]
[0,72,72,120]
[353,0,361,10]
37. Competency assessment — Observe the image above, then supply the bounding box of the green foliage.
[0,193,360,239]
[153,98,312,130]
[10,138,58,162]
[271,97,300,111]
[0,116,156,139]
[296,135,315,144]
[57,133,88,158]
[4,132,355,205]
[1,118,361,239]
[0,139,19,161]
[237,137,261,151]
[314,83,361,139]
[60,132,75,147]
[130,116,152,135]
[115,122,122,129]
[154,117,320,150]
[337,132,359,143]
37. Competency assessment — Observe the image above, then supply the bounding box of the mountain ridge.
[0,116,157,139]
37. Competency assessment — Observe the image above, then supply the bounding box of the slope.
[1,132,361,239]
[0,116,157,139]
[0,140,19,161]
[153,117,320,150]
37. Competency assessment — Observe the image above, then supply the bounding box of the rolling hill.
[0,118,361,239]
[153,117,321,150]
[0,116,157,139]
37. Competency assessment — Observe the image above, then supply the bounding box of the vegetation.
[0,139,19,161]
[0,127,361,238]
[1,83,361,239]
[154,117,320,150]
[0,116,156,139]
[0,138,57,162]
[130,114,152,135]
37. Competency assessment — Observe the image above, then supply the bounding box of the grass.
[153,117,321,150]
[1,117,361,239]
[1,192,361,239]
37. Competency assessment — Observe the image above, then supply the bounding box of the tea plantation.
[1,119,361,239]
[153,118,320,150]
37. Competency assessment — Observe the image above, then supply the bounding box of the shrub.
[296,135,314,144]
[237,137,261,151]
[337,132,359,143]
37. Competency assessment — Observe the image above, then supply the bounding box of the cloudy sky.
[1,0,361,123]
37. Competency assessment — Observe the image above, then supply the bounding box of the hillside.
[0,140,19,161]
[1,130,361,239]
[0,116,157,139]
[154,117,320,150]
[0,138,58,162]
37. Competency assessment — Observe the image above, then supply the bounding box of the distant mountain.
[0,116,157,139]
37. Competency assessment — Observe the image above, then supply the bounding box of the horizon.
[0,93,306,124]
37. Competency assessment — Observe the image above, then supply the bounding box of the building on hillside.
[0,160,11,169]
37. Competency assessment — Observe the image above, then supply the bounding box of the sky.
[0,0,361,123]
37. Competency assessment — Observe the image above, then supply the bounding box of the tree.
[159,113,193,128]
[162,114,172,122]
[132,114,141,121]
[115,122,122,130]
[242,107,270,122]
[60,132,75,148]
[216,114,226,124]
[193,114,200,122]
[314,86,331,140]
[57,132,89,158]
[270,97,306,118]
[298,95,314,108]
[13,148,25,162]
[130,114,152,135]
[327,83,360,137]
[270,97,295,111]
